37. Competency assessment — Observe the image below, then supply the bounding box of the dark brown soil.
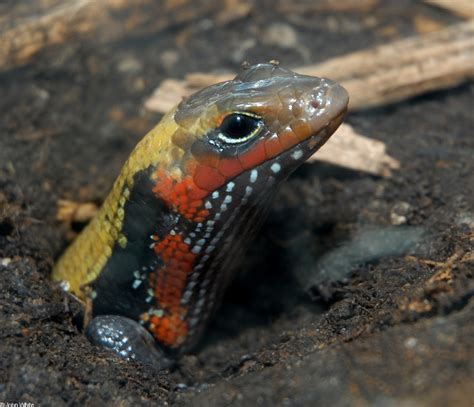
[1,1,473,406]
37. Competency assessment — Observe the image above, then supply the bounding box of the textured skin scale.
[52,63,349,364]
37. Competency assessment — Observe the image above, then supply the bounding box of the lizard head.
[154,63,349,222]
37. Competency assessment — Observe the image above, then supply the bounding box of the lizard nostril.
[310,100,320,109]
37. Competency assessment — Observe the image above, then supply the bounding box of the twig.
[424,0,474,19]
[0,0,217,71]
[309,123,400,177]
[57,199,99,224]
[301,20,474,110]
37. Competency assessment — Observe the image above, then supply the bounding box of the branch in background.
[309,124,400,177]
[0,0,224,72]
[424,0,474,19]
[57,199,99,224]
[145,21,474,112]
[307,21,474,110]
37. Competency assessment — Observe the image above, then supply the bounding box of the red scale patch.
[147,131,290,348]
[218,157,243,178]
[238,140,267,170]
[153,169,209,222]
[145,233,198,348]
[193,165,225,191]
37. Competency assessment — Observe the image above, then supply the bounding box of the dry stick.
[0,0,217,71]
[0,0,94,70]
[424,0,474,19]
[298,21,474,110]
[308,123,400,177]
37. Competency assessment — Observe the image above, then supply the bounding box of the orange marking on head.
[238,140,267,170]
[199,153,220,169]
[290,120,313,142]
[217,157,243,178]
[188,187,208,200]
[174,182,187,195]
[193,165,225,192]
[264,135,284,158]
[153,169,211,221]
[215,113,227,127]
[278,129,299,150]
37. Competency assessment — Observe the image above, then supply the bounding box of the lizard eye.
[218,113,263,144]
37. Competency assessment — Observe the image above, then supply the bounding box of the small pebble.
[1,258,12,267]
[160,50,179,71]
[456,212,474,230]
[117,56,143,73]
[262,23,298,48]
[390,201,412,225]
[404,337,418,349]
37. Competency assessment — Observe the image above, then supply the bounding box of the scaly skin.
[52,63,348,363]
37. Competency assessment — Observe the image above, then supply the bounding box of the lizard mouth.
[266,106,347,179]
[306,108,347,152]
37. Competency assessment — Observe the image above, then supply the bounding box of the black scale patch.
[92,167,178,319]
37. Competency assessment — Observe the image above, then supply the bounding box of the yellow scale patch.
[52,111,184,300]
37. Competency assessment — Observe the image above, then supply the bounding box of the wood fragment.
[0,0,217,71]
[308,123,400,177]
[143,79,193,113]
[215,0,252,24]
[145,21,474,112]
[57,199,99,224]
[424,0,474,20]
[413,15,447,34]
[299,21,474,110]
[277,0,379,13]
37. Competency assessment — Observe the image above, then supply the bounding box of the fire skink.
[52,63,348,367]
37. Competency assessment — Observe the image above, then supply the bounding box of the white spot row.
[145,288,154,303]
[270,162,281,174]
[291,149,303,160]
[250,169,258,183]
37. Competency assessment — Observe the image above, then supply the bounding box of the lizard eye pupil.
[218,113,262,144]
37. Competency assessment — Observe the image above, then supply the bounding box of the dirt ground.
[1,1,473,406]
